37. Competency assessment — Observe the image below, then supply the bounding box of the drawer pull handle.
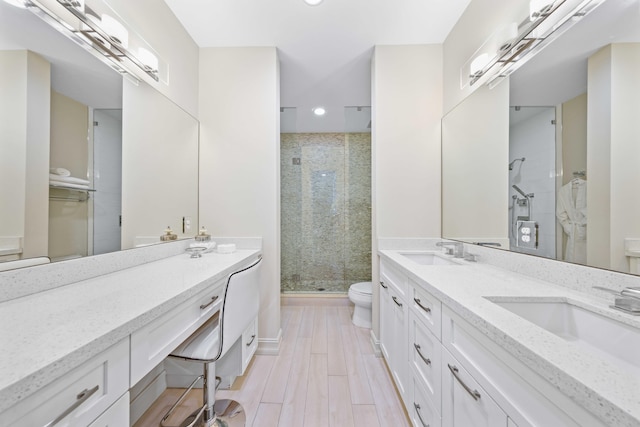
[448,364,481,401]
[380,281,388,289]
[414,297,431,314]
[413,403,430,427]
[392,296,403,307]
[44,385,99,427]
[414,343,431,366]
[200,295,219,310]
[246,334,256,347]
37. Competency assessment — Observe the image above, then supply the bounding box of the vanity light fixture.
[313,106,326,116]
[303,0,324,5]
[462,0,606,89]
[22,0,161,82]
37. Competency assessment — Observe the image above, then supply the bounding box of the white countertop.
[0,249,261,413]
[379,249,640,427]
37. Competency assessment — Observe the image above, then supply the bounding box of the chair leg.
[203,362,216,424]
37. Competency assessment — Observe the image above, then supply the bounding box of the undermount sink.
[398,251,461,266]
[490,298,640,372]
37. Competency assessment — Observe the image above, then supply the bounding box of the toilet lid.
[351,281,372,295]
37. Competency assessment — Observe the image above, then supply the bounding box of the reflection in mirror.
[443,0,640,275]
[0,1,200,269]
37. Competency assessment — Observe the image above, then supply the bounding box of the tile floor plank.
[303,354,329,427]
[298,306,315,338]
[253,403,282,427]
[278,338,312,427]
[341,324,375,405]
[327,307,347,376]
[311,306,328,354]
[362,354,410,427]
[352,404,382,427]
[328,375,355,427]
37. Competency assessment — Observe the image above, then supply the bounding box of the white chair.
[161,257,262,427]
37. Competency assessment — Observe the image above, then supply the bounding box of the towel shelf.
[49,185,96,202]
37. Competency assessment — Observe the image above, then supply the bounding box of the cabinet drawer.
[442,348,506,427]
[410,279,441,339]
[412,376,442,427]
[409,313,442,413]
[0,339,129,427]
[88,391,129,427]
[241,317,258,373]
[380,260,407,298]
[130,279,225,385]
[442,306,593,427]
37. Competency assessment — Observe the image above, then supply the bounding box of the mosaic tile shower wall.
[281,133,372,293]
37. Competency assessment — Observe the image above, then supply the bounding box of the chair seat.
[171,313,220,361]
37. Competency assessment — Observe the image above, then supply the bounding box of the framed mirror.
[442,0,640,275]
[0,1,198,268]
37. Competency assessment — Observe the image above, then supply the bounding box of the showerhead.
[508,157,526,170]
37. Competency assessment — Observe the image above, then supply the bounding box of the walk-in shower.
[280,107,372,293]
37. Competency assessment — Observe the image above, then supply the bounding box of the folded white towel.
[50,168,71,177]
[49,174,90,185]
[50,180,89,190]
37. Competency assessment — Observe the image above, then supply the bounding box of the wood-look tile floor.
[136,302,410,427]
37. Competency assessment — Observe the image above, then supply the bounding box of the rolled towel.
[49,180,89,190]
[49,174,90,186]
[50,167,71,177]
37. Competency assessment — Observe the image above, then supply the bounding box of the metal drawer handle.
[246,334,256,347]
[392,296,403,307]
[414,343,431,366]
[200,295,219,310]
[414,297,431,314]
[44,385,99,427]
[413,403,430,427]
[380,281,388,289]
[448,364,481,401]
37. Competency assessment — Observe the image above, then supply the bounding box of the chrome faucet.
[436,241,464,258]
[592,286,640,315]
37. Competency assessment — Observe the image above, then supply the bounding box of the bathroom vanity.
[0,241,261,426]
[378,245,640,427]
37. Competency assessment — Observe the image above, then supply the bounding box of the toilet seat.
[350,281,372,296]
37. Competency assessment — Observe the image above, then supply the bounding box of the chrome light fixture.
[22,0,163,83]
[461,0,606,89]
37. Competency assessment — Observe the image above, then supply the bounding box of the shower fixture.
[509,157,526,170]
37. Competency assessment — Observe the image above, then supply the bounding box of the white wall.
[441,82,509,245]
[372,44,443,337]
[588,43,640,272]
[107,0,200,117]
[121,80,199,249]
[198,47,281,350]
[0,50,50,260]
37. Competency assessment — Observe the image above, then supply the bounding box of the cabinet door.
[379,276,392,360]
[442,349,507,427]
[389,287,408,403]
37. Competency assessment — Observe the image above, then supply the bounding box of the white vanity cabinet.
[130,278,226,385]
[0,338,129,427]
[379,260,409,402]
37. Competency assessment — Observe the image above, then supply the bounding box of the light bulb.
[313,107,326,116]
[101,14,129,49]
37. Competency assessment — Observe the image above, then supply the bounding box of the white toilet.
[348,281,373,328]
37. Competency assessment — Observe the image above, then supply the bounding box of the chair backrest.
[216,256,262,361]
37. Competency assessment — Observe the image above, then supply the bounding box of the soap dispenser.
[195,226,211,242]
[160,226,178,241]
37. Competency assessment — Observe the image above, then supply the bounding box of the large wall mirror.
[443,0,640,275]
[0,1,198,268]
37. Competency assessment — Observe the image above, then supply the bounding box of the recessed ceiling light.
[312,107,326,116]
[303,0,324,6]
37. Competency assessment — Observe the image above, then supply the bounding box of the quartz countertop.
[379,249,640,427]
[0,249,261,413]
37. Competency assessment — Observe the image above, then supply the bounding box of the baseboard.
[281,294,351,306]
[130,369,167,425]
[369,329,382,357]
[257,328,282,355]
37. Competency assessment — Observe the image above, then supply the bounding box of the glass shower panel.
[280,106,371,294]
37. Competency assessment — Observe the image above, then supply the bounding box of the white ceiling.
[163,0,471,132]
